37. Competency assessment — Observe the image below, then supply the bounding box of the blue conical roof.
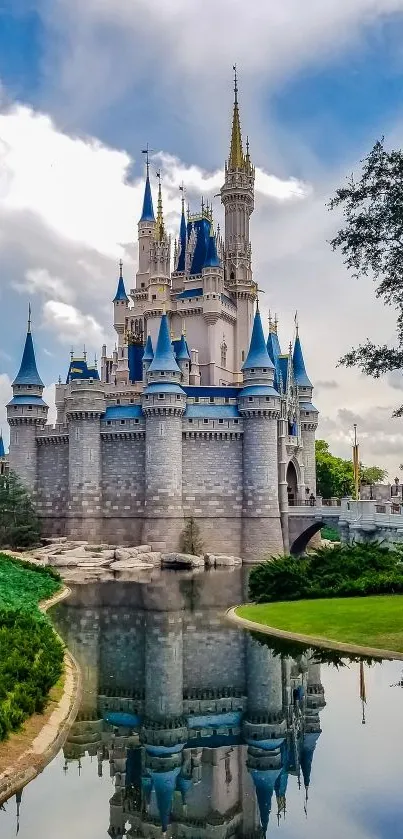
[267,329,281,391]
[140,170,155,222]
[250,768,280,834]
[151,768,181,833]
[242,308,274,371]
[300,732,320,789]
[293,333,312,388]
[176,334,190,361]
[177,203,187,272]
[142,334,154,362]
[13,328,44,387]
[203,233,221,269]
[176,773,192,804]
[148,314,181,374]
[113,262,128,302]
[0,434,5,458]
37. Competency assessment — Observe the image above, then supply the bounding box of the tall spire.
[242,308,274,371]
[13,310,44,387]
[177,185,187,272]
[229,64,245,170]
[113,259,128,302]
[140,146,155,223]
[155,171,165,241]
[148,314,181,374]
[293,323,312,388]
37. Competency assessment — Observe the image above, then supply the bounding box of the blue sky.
[2,0,403,471]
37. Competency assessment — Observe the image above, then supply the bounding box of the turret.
[136,157,156,290]
[175,333,190,386]
[149,178,171,310]
[142,334,154,382]
[7,307,48,492]
[221,67,256,377]
[293,320,318,497]
[174,194,187,275]
[142,313,186,549]
[202,230,224,383]
[238,306,283,560]
[113,260,129,384]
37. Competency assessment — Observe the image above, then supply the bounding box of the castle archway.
[290,521,325,556]
[287,461,298,507]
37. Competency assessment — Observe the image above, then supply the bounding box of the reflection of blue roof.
[188,711,242,729]
[184,386,240,398]
[242,309,274,371]
[293,334,312,388]
[104,711,141,727]
[239,385,278,397]
[146,743,185,756]
[13,330,44,387]
[245,738,285,750]
[176,287,203,300]
[142,334,154,362]
[185,405,240,419]
[300,402,318,412]
[150,768,181,833]
[148,314,181,374]
[176,774,192,804]
[250,768,281,834]
[140,171,155,222]
[301,732,320,789]
[102,405,142,420]
[275,768,288,798]
[8,395,47,407]
[0,436,4,458]
[144,382,185,395]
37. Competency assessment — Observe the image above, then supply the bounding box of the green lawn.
[236,596,403,653]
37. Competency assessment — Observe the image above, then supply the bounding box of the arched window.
[221,340,227,368]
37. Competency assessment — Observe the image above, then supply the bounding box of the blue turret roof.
[0,434,5,458]
[148,314,181,374]
[140,169,155,222]
[13,325,44,388]
[113,261,129,302]
[250,768,281,835]
[177,201,187,272]
[300,731,320,790]
[176,773,192,804]
[267,328,281,390]
[190,217,211,275]
[203,233,221,269]
[293,332,312,388]
[66,358,99,384]
[151,768,181,833]
[175,334,191,361]
[242,308,274,371]
[142,334,154,362]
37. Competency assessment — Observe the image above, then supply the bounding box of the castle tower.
[293,321,318,498]
[149,179,171,315]
[142,313,186,549]
[113,260,130,384]
[172,193,187,290]
[142,334,154,382]
[176,332,191,385]
[221,68,256,380]
[239,306,283,561]
[65,376,106,541]
[7,308,48,492]
[202,231,224,383]
[136,158,156,290]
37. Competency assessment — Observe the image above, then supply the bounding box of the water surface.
[1,569,403,839]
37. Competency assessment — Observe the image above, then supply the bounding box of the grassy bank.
[0,554,64,741]
[236,596,403,653]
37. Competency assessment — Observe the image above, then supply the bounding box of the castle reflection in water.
[53,569,326,838]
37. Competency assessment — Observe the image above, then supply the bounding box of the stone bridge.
[288,498,403,554]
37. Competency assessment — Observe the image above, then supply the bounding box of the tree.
[315,440,386,498]
[0,471,41,548]
[180,517,204,556]
[328,139,403,415]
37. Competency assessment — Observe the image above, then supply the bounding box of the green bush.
[0,553,63,741]
[248,543,403,603]
[320,526,340,542]
[0,471,41,548]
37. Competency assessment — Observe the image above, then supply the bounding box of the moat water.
[1,568,403,839]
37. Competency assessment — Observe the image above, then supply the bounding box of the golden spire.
[155,170,164,241]
[229,64,245,170]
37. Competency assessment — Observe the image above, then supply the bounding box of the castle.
[6,73,318,562]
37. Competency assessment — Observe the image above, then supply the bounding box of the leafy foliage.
[248,543,403,603]
[328,138,403,415]
[315,439,386,498]
[180,517,204,556]
[320,526,340,542]
[0,553,63,740]
[0,471,41,548]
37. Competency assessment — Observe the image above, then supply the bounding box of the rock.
[76,557,113,568]
[204,553,215,568]
[135,545,152,553]
[58,547,89,559]
[214,555,242,566]
[141,552,161,565]
[48,554,81,567]
[161,552,205,568]
[114,548,131,561]
[110,558,154,571]
[84,544,112,552]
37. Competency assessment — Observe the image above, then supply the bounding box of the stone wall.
[182,434,243,555]
[102,434,145,544]
[36,440,69,520]
[183,618,245,692]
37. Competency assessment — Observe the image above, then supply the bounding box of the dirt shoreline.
[225,606,403,661]
[0,584,82,805]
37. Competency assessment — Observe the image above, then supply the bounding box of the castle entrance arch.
[287,461,298,507]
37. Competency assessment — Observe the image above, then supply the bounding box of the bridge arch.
[286,460,299,507]
[289,520,325,556]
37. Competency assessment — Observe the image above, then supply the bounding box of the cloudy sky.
[1,0,403,476]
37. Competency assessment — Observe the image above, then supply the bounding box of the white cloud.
[14,268,74,303]
[43,301,105,350]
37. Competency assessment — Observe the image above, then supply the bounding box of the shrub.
[180,517,204,556]
[321,526,340,542]
[0,471,41,548]
[248,543,403,603]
